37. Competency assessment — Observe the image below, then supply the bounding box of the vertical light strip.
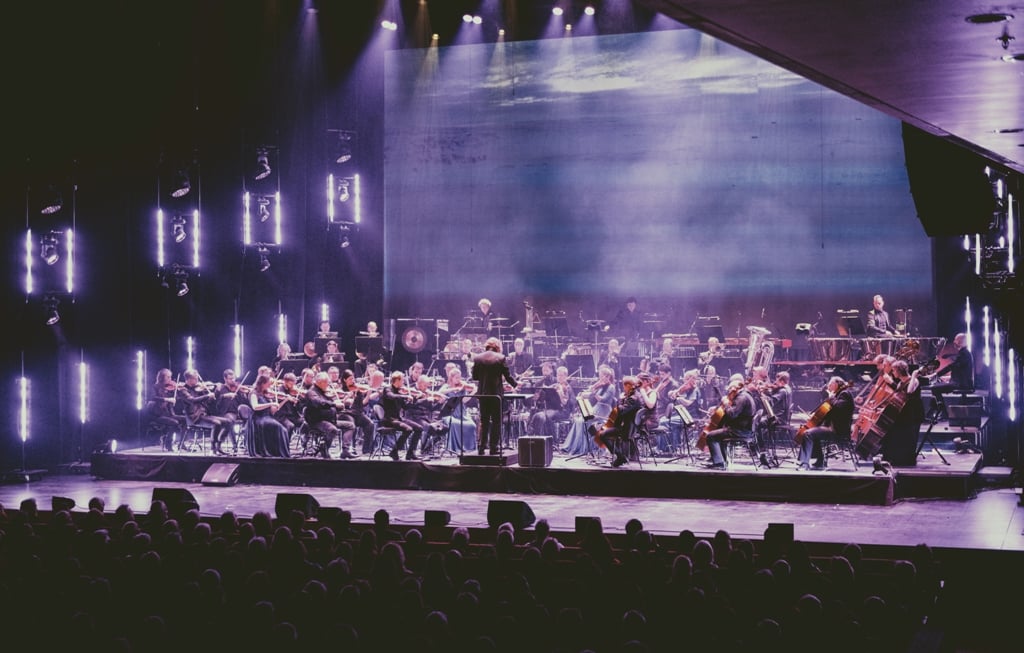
[243,192,252,245]
[1008,193,1016,274]
[982,306,990,366]
[278,313,288,346]
[963,234,971,251]
[186,336,195,373]
[233,324,243,377]
[353,173,362,224]
[964,297,973,352]
[993,321,1002,400]
[78,359,88,424]
[974,234,982,276]
[136,350,145,411]
[1009,348,1017,421]
[157,209,165,268]
[327,174,335,222]
[320,303,330,325]
[25,229,34,294]
[65,229,75,293]
[192,209,201,268]
[19,376,30,442]
[274,191,282,245]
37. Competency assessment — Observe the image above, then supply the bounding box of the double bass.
[794,380,854,446]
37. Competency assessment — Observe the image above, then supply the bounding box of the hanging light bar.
[186,336,195,373]
[353,173,362,224]
[278,313,288,346]
[1008,193,1016,275]
[136,351,145,412]
[964,297,973,352]
[65,228,75,293]
[243,192,252,245]
[24,229,34,294]
[78,359,88,424]
[273,191,282,245]
[191,209,201,268]
[1009,348,1017,421]
[993,321,1002,400]
[157,209,166,268]
[327,174,335,222]
[233,324,244,377]
[983,306,991,366]
[974,234,982,276]
[19,376,30,443]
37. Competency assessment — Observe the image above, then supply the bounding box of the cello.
[794,379,853,446]
[696,380,744,450]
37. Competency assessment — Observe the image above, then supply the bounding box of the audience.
[0,496,953,653]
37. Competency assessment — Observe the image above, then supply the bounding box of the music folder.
[577,395,595,420]
[674,404,695,426]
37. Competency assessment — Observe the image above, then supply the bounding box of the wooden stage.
[89,420,987,507]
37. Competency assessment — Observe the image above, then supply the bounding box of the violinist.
[703,373,757,470]
[599,338,622,380]
[146,368,186,451]
[304,372,344,459]
[272,342,292,376]
[340,368,374,457]
[245,374,291,458]
[273,372,304,435]
[179,369,234,455]
[563,365,618,456]
[797,376,854,470]
[440,366,478,453]
[528,365,575,439]
[211,369,250,455]
[405,375,445,457]
[588,375,653,468]
[380,371,422,461]
[762,371,793,425]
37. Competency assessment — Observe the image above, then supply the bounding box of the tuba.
[744,326,775,374]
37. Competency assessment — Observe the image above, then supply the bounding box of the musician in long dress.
[797,376,854,470]
[246,374,291,458]
[881,360,924,466]
[562,365,618,456]
[440,367,478,453]
[703,373,757,470]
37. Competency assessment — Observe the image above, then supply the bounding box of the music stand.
[276,358,308,376]
[916,407,951,465]
[665,404,698,464]
[315,336,338,356]
[564,354,596,378]
[536,386,563,411]
[835,311,865,337]
[355,336,383,362]
[696,323,724,344]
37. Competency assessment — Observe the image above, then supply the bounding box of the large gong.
[401,326,428,353]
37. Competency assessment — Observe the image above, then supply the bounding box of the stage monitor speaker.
[201,462,240,487]
[152,488,200,518]
[487,499,535,530]
[948,404,983,427]
[575,515,602,537]
[51,496,76,512]
[425,509,451,527]
[275,493,319,520]
[765,522,794,548]
[902,124,997,236]
[518,435,553,467]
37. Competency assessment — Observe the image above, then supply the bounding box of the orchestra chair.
[294,407,330,458]
[181,414,214,454]
[628,409,659,469]
[144,420,173,452]
[819,431,860,471]
[721,423,761,470]
[233,404,253,455]
[370,403,399,459]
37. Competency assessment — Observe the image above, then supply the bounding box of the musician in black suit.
[926,332,974,417]
[589,376,651,468]
[866,294,896,336]
[797,376,854,470]
[882,360,924,466]
[703,374,757,470]
[507,337,534,377]
[472,337,517,455]
[608,296,644,354]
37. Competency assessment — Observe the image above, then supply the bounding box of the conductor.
[472,337,518,455]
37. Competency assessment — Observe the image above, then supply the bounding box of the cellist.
[702,373,756,470]
[796,376,855,470]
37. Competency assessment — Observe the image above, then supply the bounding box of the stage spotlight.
[463,14,473,22]
[254,149,271,181]
[173,269,190,297]
[584,6,595,15]
[337,179,350,202]
[341,236,351,248]
[40,232,60,265]
[44,295,60,326]
[381,20,397,31]
[258,245,271,272]
[334,131,353,164]
[172,215,187,243]
[473,15,482,24]
[257,197,271,222]
[169,169,191,198]
[552,7,563,16]
[39,184,63,215]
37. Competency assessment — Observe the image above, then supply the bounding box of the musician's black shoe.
[811,460,826,470]
[406,452,420,461]
[489,450,499,456]
[796,463,811,471]
[759,454,771,468]
[704,462,726,470]
[612,454,628,468]
[477,448,486,456]
[389,448,400,461]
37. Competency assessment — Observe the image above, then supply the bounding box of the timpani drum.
[808,337,852,362]
[860,337,904,359]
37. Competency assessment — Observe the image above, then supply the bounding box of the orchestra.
[136,293,971,473]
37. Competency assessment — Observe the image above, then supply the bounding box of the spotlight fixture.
[463,14,473,22]
[334,131,353,164]
[473,15,482,24]
[39,184,63,215]
[341,236,351,248]
[173,268,190,297]
[40,232,61,265]
[552,7,563,16]
[337,179,350,202]
[172,215,187,243]
[381,20,398,31]
[584,6,595,16]
[258,245,271,272]
[254,149,272,181]
[44,295,61,326]
[257,197,271,222]
[169,169,191,198]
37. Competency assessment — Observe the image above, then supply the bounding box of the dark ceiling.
[639,0,1024,176]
